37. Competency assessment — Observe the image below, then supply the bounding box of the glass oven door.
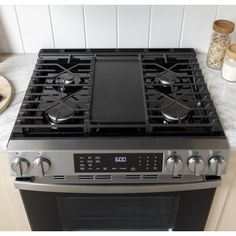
[57,195,179,230]
[16,179,219,231]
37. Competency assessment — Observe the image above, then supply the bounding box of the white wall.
[0,5,236,53]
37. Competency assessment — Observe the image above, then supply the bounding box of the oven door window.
[57,196,179,230]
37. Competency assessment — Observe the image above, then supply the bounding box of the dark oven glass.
[57,196,179,230]
[20,188,216,231]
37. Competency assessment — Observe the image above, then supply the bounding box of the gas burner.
[47,105,74,124]
[154,70,181,94]
[161,97,191,122]
[54,72,82,93]
[45,97,78,126]
[159,70,178,86]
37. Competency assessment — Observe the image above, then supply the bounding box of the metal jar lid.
[213,19,235,34]
[226,44,236,60]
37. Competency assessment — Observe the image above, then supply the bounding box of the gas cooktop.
[11,48,224,138]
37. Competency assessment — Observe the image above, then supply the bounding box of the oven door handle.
[14,179,221,193]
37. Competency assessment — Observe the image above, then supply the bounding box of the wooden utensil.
[0,75,13,114]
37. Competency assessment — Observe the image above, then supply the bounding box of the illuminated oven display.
[74,153,163,173]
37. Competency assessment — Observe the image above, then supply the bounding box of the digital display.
[115,156,127,163]
[74,153,163,173]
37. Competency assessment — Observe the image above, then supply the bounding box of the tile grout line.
[147,5,152,48]
[48,5,56,48]
[178,5,186,48]
[14,5,25,53]
[116,5,119,48]
[82,5,87,49]
[215,5,220,20]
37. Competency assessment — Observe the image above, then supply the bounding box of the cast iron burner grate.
[12,48,224,137]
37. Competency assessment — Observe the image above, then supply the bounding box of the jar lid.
[226,44,236,60]
[213,19,235,34]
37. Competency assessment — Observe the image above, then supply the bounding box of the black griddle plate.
[91,57,146,123]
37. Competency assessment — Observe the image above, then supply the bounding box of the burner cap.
[46,98,77,124]
[161,98,191,122]
[158,70,178,86]
[154,70,181,94]
[47,104,74,124]
[54,72,82,93]
[59,72,74,85]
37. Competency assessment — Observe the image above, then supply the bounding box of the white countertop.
[0,53,236,151]
[0,54,37,151]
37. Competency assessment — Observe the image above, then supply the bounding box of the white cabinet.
[205,151,236,230]
[0,152,30,231]
[215,151,236,230]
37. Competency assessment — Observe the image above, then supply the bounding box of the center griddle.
[91,57,146,123]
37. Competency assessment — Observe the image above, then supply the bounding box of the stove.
[7,48,229,182]
[6,48,230,231]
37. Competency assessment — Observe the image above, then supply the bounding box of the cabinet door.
[205,151,236,230]
[0,152,30,230]
[216,151,236,230]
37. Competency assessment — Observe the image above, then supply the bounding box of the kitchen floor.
[0,151,236,231]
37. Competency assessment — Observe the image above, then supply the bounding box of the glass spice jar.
[222,44,236,82]
[207,19,235,70]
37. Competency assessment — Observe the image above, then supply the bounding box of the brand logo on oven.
[115,156,127,162]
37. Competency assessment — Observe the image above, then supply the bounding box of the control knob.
[188,156,204,176]
[33,157,51,176]
[166,155,183,177]
[209,156,226,176]
[11,157,30,176]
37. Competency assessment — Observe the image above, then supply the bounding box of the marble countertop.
[0,53,236,151]
[0,54,37,151]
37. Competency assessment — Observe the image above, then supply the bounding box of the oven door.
[15,179,220,231]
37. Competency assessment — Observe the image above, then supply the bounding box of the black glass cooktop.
[11,48,224,137]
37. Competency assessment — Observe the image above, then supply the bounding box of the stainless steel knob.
[166,155,183,177]
[33,157,51,176]
[188,156,204,176]
[11,157,30,176]
[209,156,227,176]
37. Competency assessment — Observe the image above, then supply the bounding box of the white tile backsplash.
[217,5,236,42]
[84,5,116,48]
[180,5,218,53]
[149,5,184,48]
[0,5,236,53]
[118,5,150,48]
[15,5,54,53]
[50,5,85,48]
[0,6,24,53]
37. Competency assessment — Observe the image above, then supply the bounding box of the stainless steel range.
[7,48,229,231]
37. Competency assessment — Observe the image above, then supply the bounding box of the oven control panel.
[8,149,229,180]
[74,153,163,173]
